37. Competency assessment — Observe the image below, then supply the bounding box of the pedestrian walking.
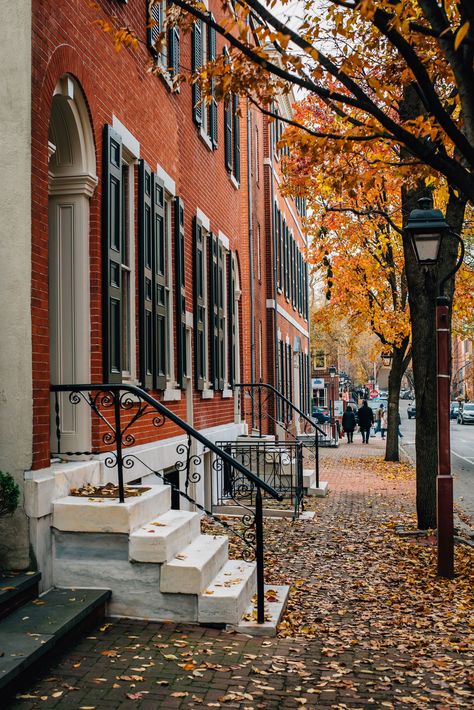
[357,400,374,444]
[342,406,356,443]
[375,404,384,435]
[397,411,403,438]
[381,410,388,439]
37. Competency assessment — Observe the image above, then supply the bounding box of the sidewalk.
[8,440,474,709]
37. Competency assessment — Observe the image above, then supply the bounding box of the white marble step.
[160,534,229,595]
[198,559,256,625]
[129,510,201,563]
[303,469,316,488]
[53,485,171,534]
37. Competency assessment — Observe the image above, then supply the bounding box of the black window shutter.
[138,160,154,389]
[209,233,219,389]
[232,94,240,182]
[224,97,233,171]
[102,125,123,384]
[174,197,186,388]
[228,253,236,388]
[292,238,296,307]
[283,221,289,299]
[192,21,202,125]
[146,0,162,57]
[217,243,225,390]
[168,25,181,77]
[287,344,293,420]
[193,217,206,391]
[208,22,218,146]
[153,175,167,390]
[279,210,283,289]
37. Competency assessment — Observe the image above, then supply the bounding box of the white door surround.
[48,76,97,455]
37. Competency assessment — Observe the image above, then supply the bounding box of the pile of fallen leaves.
[69,482,148,498]
[340,456,416,482]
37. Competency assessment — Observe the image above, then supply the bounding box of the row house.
[0,0,309,622]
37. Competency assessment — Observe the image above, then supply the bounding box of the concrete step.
[198,559,256,625]
[0,587,110,696]
[129,510,201,563]
[307,481,329,497]
[0,571,41,621]
[53,485,171,534]
[231,584,290,637]
[303,469,315,488]
[160,534,228,595]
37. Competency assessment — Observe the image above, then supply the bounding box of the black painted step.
[0,572,41,621]
[0,587,111,695]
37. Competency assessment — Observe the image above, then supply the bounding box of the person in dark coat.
[357,400,374,444]
[342,406,356,443]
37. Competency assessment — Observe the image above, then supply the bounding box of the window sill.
[222,388,233,399]
[228,173,240,190]
[162,388,182,402]
[199,128,213,151]
[201,388,214,399]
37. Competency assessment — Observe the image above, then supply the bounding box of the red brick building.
[0,1,309,590]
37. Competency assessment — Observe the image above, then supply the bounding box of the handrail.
[51,383,282,502]
[235,382,327,437]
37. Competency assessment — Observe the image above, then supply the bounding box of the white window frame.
[120,149,138,383]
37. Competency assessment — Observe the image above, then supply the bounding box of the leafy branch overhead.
[149,0,474,205]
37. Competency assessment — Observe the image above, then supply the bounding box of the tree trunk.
[385,343,406,462]
[401,185,466,529]
[400,86,467,529]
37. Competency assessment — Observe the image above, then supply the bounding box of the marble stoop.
[160,534,229,595]
[52,485,282,634]
[129,510,201,563]
[198,559,256,625]
[53,485,171,534]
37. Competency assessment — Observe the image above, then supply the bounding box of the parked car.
[401,390,414,400]
[366,398,388,414]
[457,402,474,425]
[312,407,331,424]
[378,390,388,398]
[450,401,460,420]
[407,401,416,419]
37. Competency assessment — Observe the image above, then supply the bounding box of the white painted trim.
[112,115,140,159]
[222,389,233,399]
[196,208,210,232]
[202,389,214,399]
[218,230,230,251]
[156,163,176,196]
[266,299,310,338]
[48,173,98,197]
[185,311,194,328]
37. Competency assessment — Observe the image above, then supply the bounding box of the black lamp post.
[381,352,393,368]
[405,197,464,579]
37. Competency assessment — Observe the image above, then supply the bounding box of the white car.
[458,402,474,425]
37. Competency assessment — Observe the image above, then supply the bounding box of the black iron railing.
[216,440,304,519]
[235,383,328,488]
[50,383,282,623]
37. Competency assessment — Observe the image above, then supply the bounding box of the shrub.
[0,471,20,517]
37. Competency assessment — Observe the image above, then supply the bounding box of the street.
[398,399,474,524]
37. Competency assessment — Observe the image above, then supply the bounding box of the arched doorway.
[48,76,97,454]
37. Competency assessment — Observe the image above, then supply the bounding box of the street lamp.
[381,352,393,368]
[328,366,337,441]
[405,196,465,580]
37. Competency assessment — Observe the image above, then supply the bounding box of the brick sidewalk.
[8,443,474,709]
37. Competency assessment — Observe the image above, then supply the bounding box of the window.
[102,125,137,384]
[193,217,208,390]
[256,222,261,282]
[313,350,326,370]
[224,92,240,183]
[147,1,180,79]
[192,17,217,147]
